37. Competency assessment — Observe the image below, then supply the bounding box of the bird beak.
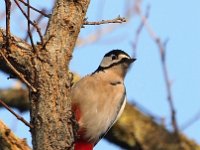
[128,58,136,64]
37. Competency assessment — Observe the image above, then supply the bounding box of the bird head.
[95,50,136,78]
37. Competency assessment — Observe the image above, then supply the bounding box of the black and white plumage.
[71,49,136,147]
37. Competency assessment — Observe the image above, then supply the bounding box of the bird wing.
[94,91,126,145]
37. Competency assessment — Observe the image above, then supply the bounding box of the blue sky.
[0,0,200,149]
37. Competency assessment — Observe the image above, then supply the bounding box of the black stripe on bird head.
[94,49,136,73]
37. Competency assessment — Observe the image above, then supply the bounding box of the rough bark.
[0,120,31,150]
[29,1,90,150]
[0,0,90,150]
[0,28,33,79]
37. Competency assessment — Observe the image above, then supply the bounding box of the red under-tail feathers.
[74,140,94,150]
[73,104,94,150]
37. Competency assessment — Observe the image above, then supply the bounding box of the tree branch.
[83,16,126,25]
[0,120,31,150]
[0,98,33,128]
[106,103,200,150]
[0,28,35,88]
[0,50,36,92]
[4,0,11,50]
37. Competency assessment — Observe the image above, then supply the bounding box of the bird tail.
[74,140,94,150]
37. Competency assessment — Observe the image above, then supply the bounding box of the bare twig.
[0,99,33,128]
[77,16,128,47]
[34,20,44,45]
[77,2,141,47]
[139,9,179,134]
[13,0,34,26]
[77,2,136,47]
[0,51,37,92]
[24,13,44,43]
[1,1,18,20]
[42,35,55,50]
[181,110,200,130]
[84,16,126,25]
[132,5,150,52]
[24,12,42,41]
[17,0,50,18]
[27,0,36,51]
[13,0,43,47]
[4,0,11,51]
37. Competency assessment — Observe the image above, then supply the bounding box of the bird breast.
[71,73,126,142]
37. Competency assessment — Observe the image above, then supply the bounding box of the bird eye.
[111,54,117,60]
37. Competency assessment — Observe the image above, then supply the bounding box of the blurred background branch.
[136,3,179,135]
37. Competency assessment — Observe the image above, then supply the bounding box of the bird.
[71,49,136,150]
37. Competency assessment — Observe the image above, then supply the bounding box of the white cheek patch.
[99,57,113,68]
[100,58,118,67]
[118,54,130,60]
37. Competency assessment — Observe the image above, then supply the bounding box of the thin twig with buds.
[84,16,126,25]
[0,99,33,128]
